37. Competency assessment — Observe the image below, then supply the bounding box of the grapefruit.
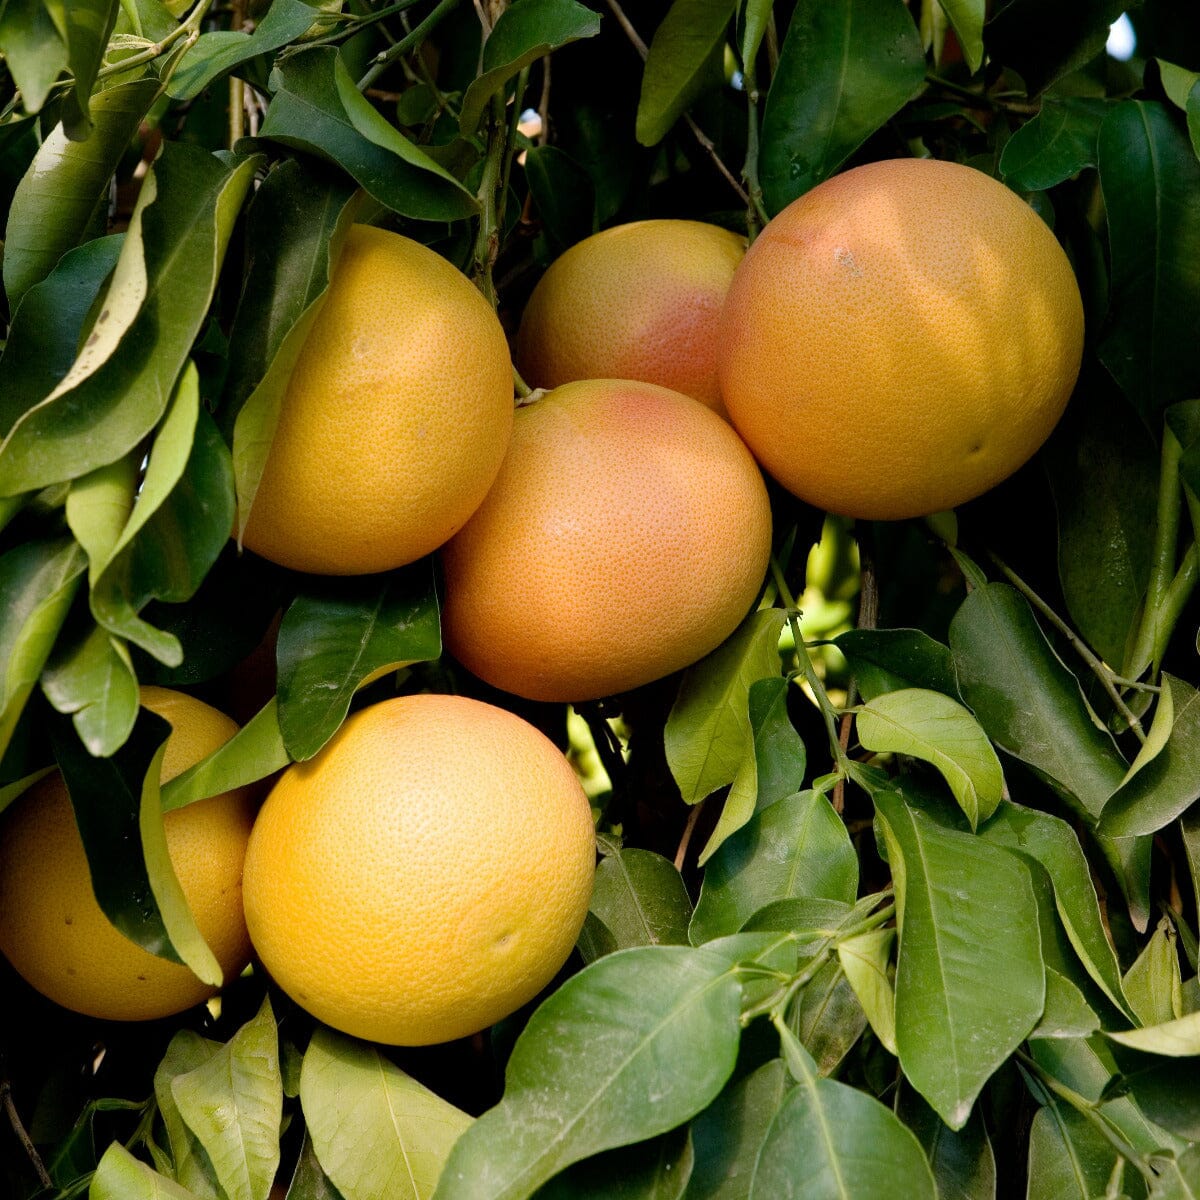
[718,158,1085,519]
[241,693,595,1046]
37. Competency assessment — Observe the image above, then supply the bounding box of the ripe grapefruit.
[0,687,257,1021]
[718,158,1085,519]
[241,224,514,575]
[515,220,745,414]
[241,693,595,1046]
[441,379,772,702]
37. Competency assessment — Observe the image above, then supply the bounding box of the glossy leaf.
[433,947,741,1200]
[857,688,1003,829]
[685,1060,790,1200]
[41,623,139,757]
[534,1127,693,1200]
[934,0,983,72]
[665,609,786,806]
[523,145,596,253]
[0,143,259,495]
[0,538,87,759]
[999,98,1109,192]
[301,1027,470,1200]
[789,957,867,1076]
[635,0,736,146]
[89,1142,200,1200]
[1102,676,1200,837]
[589,848,693,953]
[898,1091,997,1200]
[171,999,282,1200]
[459,0,600,135]
[168,0,321,100]
[837,928,897,1055]
[875,787,1044,1129]
[690,790,858,944]
[1114,1060,1200,1144]
[276,563,441,760]
[154,1031,223,1200]
[52,0,121,137]
[0,0,67,113]
[259,49,476,221]
[161,699,289,812]
[1025,1103,1126,1200]
[759,0,924,213]
[834,627,957,702]
[224,158,358,535]
[3,78,157,308]
[749,1036,936,1199]
[1098,101,1200,421]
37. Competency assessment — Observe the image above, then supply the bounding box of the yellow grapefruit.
[241,224,514,575]
[718,158,1085,519]
[241,693,595,1046]
[515,220,745,414]
[0,687,256,1021]
[442,379,772,702]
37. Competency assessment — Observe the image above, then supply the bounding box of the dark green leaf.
[276,563,441,760]
[789,958,867,1075]
[523,145,596,253]
[746,676,807,813]
[874,786,1044,1129]
[41,624,139,757]
[50,0,121,138]
[1098,101,1200,422]
[759,0,924,213]
[1103,676,1200,837]
[1035,967,1101,1040]
[898,1091,997,1200]
[534,1127,693,1200]
[999,98,1109,191]
[685,1059,789,1200]
[51,706,222,982]
[459,0,601,135]
[1026,1102,1128,1200]
[285,1135,346,1200]
[635,0,736,147]
[258,49,476,220]
[834,628,957,702]
[3,78,157,310]
[749,1037,936,1198]
[433,947,741,1200]
[171,999,282,1200]
[0,143,259,496]
[589,848,693,953]
[1113,1060,1200,1143]
[168,0,323,100]
[856,688,1003,829]
[0,0,67,113]
[690,790,858,944]
[0,538,86,759]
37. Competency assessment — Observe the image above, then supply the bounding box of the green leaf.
[1025,1102,1127,1200]
[170,998,282,1200]
[998,98,1109,192]
[534,1127,693,1200]
[789,958,867,1076]
[690,790,858,944]
[523,145,596,253]
[665,608,785,805]
[89,1141,201,1199]
[50,0,121,138]
[837,928,897,1055]
[0,143,259,496]
[1113,1061,1200,1144]
[740,0,773,69]
[1124,918,1183,1029]
[685,1059,790,1200]
[41,624,139,757]
[0,234,124,440]
[1098,101,1200,422]
[0,0,67,114]
[3,73,154,309]
[749,1036,937,1199]
[223,158,358,535]
[161,699,289,813]
[897,1091,997,1200]
[259,49,477,221]
[52,706,222,983]
[857,688,1004,830]
[1043,380,1158,669]
[1102,676,1200,837]
[433,946,742,1200]
[1149,1147,1200,1199]
[459,0,601,136]
[933,0,983,72]
[154,1031,223,1199]
[1035,967,1101,1040]
[276,563,442,760]
[300,1026,471,1200]
[589,848,693,953]
[1107,1013,1200,1057]
[635,0,736,147]
[833,628,957,703]
[0,538,87,760]
[168,0,322,100]
[759,0,925,213]
[979,801,1131,1019]
[874,786,1044,1130]
[285,1135,346,1200]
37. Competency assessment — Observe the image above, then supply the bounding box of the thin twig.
[96,0,215,79]
[674,801,704,871]
[536,55,551,146]
[358,0,459,91]
[1,1076,51,1190]
[228,0,246,149]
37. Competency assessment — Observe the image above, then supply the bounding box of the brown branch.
[1,1074,51,1190]
[674,800,704,872]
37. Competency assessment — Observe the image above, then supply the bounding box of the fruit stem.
[512,364,532,400]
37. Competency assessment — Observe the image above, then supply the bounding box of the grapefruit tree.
[1,1,1199,1197]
